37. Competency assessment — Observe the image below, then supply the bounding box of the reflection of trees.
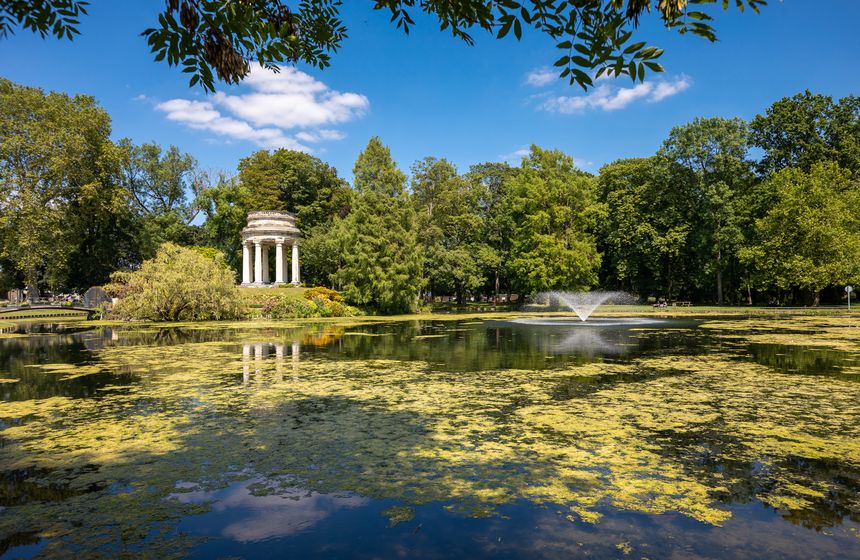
[320,321,613,371]
[648,422,860,531]
[0,530,40,557]
[3,321,860,557]
[0,466,102,506]
[550,366,689,400]
[0,328,136,401]
[748,343,858,380]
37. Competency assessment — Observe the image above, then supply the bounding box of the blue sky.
[1,1,858,181]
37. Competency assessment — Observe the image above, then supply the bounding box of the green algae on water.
[1,316,859,556]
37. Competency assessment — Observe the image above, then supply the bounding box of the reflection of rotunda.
[240,212,301,286]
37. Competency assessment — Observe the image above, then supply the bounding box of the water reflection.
[241,341,301,383]
[172,477,368,542]
[747,342,860,379]
[0,326,136,401]
[2,317,860,559]
[489,319,646,357]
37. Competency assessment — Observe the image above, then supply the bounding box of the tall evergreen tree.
[334,138,423,313]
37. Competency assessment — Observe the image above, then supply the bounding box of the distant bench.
[653,301,692,308]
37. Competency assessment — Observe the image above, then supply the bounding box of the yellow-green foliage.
[256,286,360,319]
[106,243,243,321]
[2,316,860,554]
[304,286,344,303]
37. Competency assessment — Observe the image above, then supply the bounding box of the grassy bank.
[0,304,854,334]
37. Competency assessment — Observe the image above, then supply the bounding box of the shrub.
[303,286,344,303]
[263,297,316,319]
[260,290,360,319]
[106,243,243,321]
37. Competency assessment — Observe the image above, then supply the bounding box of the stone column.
[254,242,263,284]
[291,243,300,286]
[275,242,285,284]
[242,243,251,284]
[262,245,270,284]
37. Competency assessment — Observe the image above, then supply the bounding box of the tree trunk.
[494,270,500,307]
[716,268,723,305]
[26,267,39,303]
[747,285,752,306]
[666,260,673,301]
[716,246,723,305]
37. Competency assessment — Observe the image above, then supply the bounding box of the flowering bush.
[259,288,359,319]
[303,286,344,303]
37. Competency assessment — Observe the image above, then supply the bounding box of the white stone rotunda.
[240,211,301,286]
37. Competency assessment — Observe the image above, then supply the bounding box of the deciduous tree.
[3,0,767,92]
[597,156,692,300]
[411,157,485,304]
[236,149,349,228]
[750,91,860,176]
[660,117,752,304]
[506,146,600,294]
[740,162,860,305]
[0,78,113,297]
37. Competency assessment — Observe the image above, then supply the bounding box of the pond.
[1,313,859,559]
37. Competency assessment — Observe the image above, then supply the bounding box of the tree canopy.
[507,146,601,293]
[1,0,768,91]
[740,162,860,303]
[236,148,348,228]
[0,77,114,295]
[3,76,858,310]
[660,117,753,304]
[750,90,860,176]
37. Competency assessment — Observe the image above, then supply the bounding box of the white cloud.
[650,75,691,102]
[155,66,368,151]
[525,67,557,87]
[500,147,592,169]
[539,75,691,114]
[499,147,531,164]
[295,129,346,143]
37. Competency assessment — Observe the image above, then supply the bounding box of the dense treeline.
[1,77,858,312]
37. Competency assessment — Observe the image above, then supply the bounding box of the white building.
[240,211,301,286]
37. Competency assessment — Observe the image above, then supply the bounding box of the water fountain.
[533,290,634,321]
[505,290,664,329]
